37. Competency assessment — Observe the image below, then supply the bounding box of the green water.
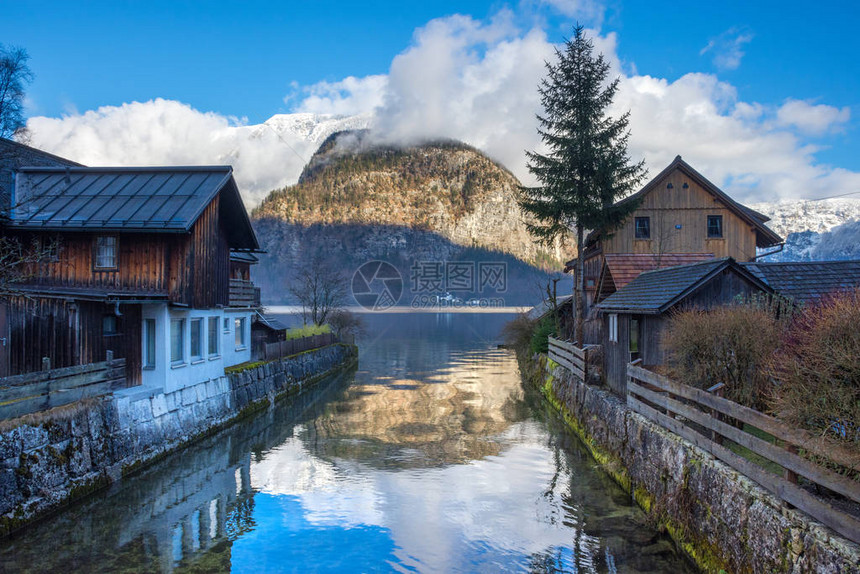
[0,312,695,573]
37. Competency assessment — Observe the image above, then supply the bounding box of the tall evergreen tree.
[519,26,645,344]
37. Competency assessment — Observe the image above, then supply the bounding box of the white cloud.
[700,27,754,71]
[534,0,607,23]
[24,10,860,208]
[775,99,850,136]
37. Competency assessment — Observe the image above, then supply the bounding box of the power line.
[808,189,860,201]
[263,122,311,166]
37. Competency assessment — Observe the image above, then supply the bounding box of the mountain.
[747,199,860,261]
[250,132,568,305]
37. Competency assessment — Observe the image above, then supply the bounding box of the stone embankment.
[523,353,859,573]
[0,343,357,535]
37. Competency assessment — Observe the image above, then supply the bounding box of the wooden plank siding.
[4,297,142,385]
[602,170,758,262]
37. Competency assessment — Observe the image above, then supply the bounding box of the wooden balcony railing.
[229,279,261,308]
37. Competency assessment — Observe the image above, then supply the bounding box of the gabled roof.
[740,260,860,305]
[8,166,259,250]
[596,257,771,314]
[527,294,573,321]
[585,155,783,249]
[254,314,287,331]
[595,253,715,304]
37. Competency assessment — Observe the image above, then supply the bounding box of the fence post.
[41,357,51,371]
[106,350,114,362]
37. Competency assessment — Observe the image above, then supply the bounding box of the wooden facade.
[599,262,769,395]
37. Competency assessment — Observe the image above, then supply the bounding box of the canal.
[0,312,695,573]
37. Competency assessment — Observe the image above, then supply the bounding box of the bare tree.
[0,45,32,139]
[0,234,61,296]
[289,255,347,326]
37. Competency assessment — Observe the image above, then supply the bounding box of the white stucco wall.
[140,304,253,393]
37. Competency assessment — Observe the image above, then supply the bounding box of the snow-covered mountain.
[748,199,860,261]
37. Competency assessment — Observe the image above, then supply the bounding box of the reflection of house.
[595,257,771,394]
[1,157,262,391]
[568,155,783,343]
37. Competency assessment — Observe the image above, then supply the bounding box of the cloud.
[775,99,850,136]
[700,27,754,70]
[26,98,338,207]
[534,0,607,23]
[24,10,860,208]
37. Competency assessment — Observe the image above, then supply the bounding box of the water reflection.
[0,313,693,573]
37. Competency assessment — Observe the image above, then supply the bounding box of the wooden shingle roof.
[741,260,860,305]
[596,257,770,314]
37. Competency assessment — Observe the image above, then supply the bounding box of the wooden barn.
[569,155,783,343]
[741,260,860,306]
[595,257,771,394]
[0,163,262,391]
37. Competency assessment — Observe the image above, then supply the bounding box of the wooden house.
[570,155,783,343]
[595,258,771,394]
[0,163,262,391]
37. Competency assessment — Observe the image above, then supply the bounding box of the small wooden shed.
[595,257,771,394]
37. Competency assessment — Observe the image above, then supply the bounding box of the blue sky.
[2,0,859,204]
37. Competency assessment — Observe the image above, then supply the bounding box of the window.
[630,318,640,355]
[235,317,246,348]
[94,236,118,269]
[41,237,60,262]
[208,317,219,356]
[143,318,156,368]
[634,217,651,239]
[608,314,618,343]
[707,215,723,238]
[223,317,230,333]
[170,318,185,364]
[190,318,202,361]
[102,315,117,336]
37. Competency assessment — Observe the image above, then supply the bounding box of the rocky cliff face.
[252,132,566,270]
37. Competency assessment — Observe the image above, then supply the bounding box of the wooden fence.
[262,333,339,361]
[547,337,598,381]
[0,356,127,420]
[626,363,860,544]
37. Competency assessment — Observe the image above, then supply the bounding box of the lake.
[0,312,694,573]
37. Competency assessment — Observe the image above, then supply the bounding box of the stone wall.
[526,354,859,573]
[0,343,356,535]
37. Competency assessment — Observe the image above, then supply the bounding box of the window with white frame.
[208,317,219,356]
[94,236,118,269]
[190,318,203,361]
[143,318,156,368]
[170,318,185,364]
[608,314,618,343]
[234,317,246,349]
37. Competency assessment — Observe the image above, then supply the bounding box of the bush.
[769,289,860,447]
[663,303,783,410]
[529,316,558,356]
[501,313,537,355]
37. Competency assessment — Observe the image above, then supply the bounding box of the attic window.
[707,215,723,238]
[94,236,118,269]
[634,217,651,239]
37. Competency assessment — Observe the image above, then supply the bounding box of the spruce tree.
[519,26,645,344]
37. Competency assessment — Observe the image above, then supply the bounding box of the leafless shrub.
[663,303,783,410]
[502,313,537,355]
[768,289,860,448]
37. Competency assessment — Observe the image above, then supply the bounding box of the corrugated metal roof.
[10,166,233,233]
[255,314,287,331]
[527,294,573,320]
[596,257,765,314]
[741,260,860,305]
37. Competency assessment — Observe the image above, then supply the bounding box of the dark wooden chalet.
[1,165,261,383]
[595,257,771,394]
[570,156,783,343]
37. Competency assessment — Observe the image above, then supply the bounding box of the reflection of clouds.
[249,421,576,572]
